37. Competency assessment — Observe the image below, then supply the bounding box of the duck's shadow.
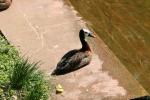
[51,65,85,76]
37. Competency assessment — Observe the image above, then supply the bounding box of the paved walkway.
[0,0,148,100]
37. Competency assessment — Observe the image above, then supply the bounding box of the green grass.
[24,72,50,100]
[10,59,38,90]
[69,0,150,93]
[0,36,51,99]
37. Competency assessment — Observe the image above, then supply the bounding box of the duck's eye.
[85,32,90,36]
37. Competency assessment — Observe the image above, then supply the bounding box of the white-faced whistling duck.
[51,28,96,75]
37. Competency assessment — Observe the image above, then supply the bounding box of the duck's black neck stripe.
[79,31,91,51]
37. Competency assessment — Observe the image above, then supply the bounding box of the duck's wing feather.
[56,49,79,69]
[61,49,79,60]
[55,50,91,74]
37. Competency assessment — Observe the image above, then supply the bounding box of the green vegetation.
[10,59,38,90]
[0,36,50,99]
[69,0,150,93]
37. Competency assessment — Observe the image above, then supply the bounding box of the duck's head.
[80,28,96,38]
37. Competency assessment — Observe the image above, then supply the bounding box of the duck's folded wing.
[57,52,90,71]
[56,49,78,68]
[61,49,78,60]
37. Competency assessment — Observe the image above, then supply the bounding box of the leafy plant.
[24,73,50,100]
[0,35,51,99]
[10,59,38,90]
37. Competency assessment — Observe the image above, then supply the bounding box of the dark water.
[69,0,150,94]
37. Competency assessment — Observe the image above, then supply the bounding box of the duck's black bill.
[89,34,96,38]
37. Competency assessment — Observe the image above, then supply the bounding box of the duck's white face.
[82,28,96,38]
[82,28,92,36]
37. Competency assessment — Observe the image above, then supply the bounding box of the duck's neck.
[79,32,91,51]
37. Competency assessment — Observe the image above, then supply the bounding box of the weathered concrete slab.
[0,0,148,100]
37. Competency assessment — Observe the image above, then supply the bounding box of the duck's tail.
[51,69,57,75]
[51,69,63,76]
[51,68,67,76]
